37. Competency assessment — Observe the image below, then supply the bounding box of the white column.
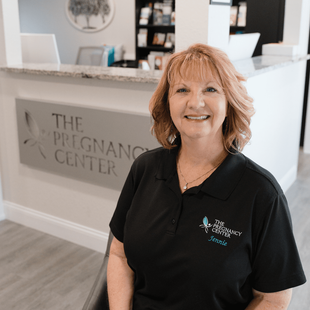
[207,5,230,53]
[175,0,209,52]
[175,0,230,52]
[282,0,310,56]
[0,0,22,220]
[0,0,22,65]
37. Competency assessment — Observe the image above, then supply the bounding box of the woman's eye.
[176,88,188,93]
[205,87,216,92]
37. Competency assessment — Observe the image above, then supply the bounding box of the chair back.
[76,47,105,66]
[82,231,114,310]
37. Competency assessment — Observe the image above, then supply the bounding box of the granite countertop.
[0,55,309,83]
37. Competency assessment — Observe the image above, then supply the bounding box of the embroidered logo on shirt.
[199,216,242,239]
[199,216,212,233]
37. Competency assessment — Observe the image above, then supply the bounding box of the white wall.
[18,0,135,64]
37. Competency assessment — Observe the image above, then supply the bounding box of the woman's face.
[169,71,227,143]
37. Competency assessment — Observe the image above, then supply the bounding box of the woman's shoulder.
[134,146,166,163]
[241,153,284,196]
[131,146,168,172]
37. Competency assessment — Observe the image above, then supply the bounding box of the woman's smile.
[185,115,210,120]
[169,77,227,142]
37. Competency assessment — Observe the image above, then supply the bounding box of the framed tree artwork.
[66,0,115,32]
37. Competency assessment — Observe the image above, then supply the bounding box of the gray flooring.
[0,220,103,310]
[286,150,310,309]
[0,149,309,309]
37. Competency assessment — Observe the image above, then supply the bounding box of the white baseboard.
[0,211,5,221]
[303,147,310,154]
[3,201,108,254]
[281,165,298,194]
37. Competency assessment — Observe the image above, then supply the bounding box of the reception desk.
[0,54,308,252]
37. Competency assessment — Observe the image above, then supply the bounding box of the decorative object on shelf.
[66,0,115,33]
[210,0,232,5]
[152,33,166,45]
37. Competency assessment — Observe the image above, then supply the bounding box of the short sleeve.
[252,193,306,292]
[109,166,136,243]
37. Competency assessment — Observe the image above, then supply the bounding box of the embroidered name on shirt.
[208,235,227,246]
[199,217,242,239]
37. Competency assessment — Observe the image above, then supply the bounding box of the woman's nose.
[187,92,205,109]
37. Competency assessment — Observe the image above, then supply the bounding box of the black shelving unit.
[230,0,246,34]
[135,0,175,68]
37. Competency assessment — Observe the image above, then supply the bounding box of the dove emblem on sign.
[199,216,212,233]
[23,110,49,159]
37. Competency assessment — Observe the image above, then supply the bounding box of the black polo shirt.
[110,144,306,310]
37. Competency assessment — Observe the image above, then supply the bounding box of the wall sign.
[210,0,232,5]
[66,0,115,33]
[16,99,160,191]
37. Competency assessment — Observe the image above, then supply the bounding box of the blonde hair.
[149,43,255,152]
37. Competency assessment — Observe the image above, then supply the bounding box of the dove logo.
[23,110,49,159]
[199,216,212,233]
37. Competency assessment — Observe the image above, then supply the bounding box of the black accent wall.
[245,0,286,56]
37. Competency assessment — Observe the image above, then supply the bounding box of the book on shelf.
[139,4,152,25]
[171,11,175,25]
[153,2,163,25]
[149,51,165,56]
[148,52,171,70]
[138,28,148,47]
[237,2,247,27]
[152,33,166,45]
[164,32,175,48]
[138,59,150,70]
[163,0,173,25]
[230,6,238,27]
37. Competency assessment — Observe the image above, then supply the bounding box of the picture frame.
[66,0,115,33]
[210,0,232,6]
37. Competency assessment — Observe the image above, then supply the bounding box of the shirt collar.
[155,141,247,201]
[155,145,179,180]
[199,151,247,200]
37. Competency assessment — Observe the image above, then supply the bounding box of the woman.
[107,43,306,310]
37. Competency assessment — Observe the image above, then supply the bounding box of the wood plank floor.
[0,149,309,310]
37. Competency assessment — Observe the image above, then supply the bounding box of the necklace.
[178,160,223,191]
